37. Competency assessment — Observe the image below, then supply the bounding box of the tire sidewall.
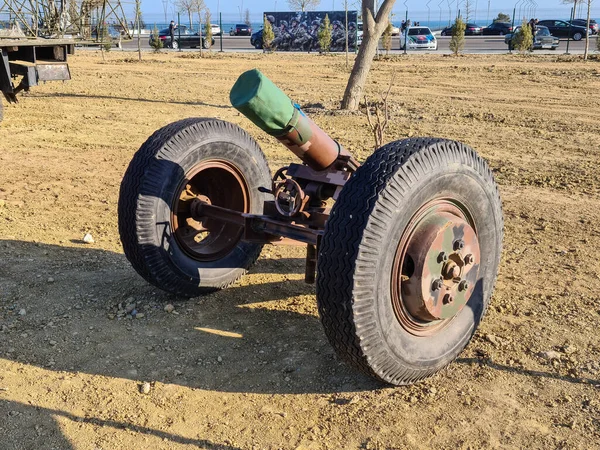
[140,125,270,289]
[332,141,503,381]
[369,167,501,371]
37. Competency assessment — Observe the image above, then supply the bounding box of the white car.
[400,26,438,50]
[210,24,221,36]
[390,24,400,36]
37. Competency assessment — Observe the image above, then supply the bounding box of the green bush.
[449,16,466,55]
[150,24,163,52]
[262,15,275,51]
[318,14,332,53]
[382,21,393,55]
[204,11,212,49]
[512,20,533,52]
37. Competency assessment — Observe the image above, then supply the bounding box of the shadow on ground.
[0,399,241,450]
[28,92,229,109]
[0,240,379,396]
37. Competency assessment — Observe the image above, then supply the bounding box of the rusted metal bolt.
[438,252,448,263]
[464,254,474,265]
[459,280,469,292]
[443,294,453,305]
[453,240,465,251]
[432,279,444,291]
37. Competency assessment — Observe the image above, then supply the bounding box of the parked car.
[149,26,215,49]
[465,23,483,35]
[250,28,263,49]
[536,20,590,41]
[440,23,482,36]
[505,25,559,50]
[210,23,221,36]
[570,18,598,35]
[229,24,252,36]
[482,21,514,35]
[390,24,400,36]
[400,26,437,50]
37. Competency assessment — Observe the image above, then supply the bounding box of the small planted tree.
[150,24,164,52]
[381,20,392,56]
[204,10,212,49]
[262,14,275,51]
[449,16,466,55]
[318,13,333,53]
[512,20,532,53]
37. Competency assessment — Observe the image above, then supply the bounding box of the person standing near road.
[169,20,177,48]
[528,18,537,48]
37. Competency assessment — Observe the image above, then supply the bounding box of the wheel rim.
[574,33,582,40]
[173,41,179,49]
[391,199,481,337]
[171,160,249,261]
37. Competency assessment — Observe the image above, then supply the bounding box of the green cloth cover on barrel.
[230,69,295,136]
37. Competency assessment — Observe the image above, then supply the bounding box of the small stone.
[18,309,26,316]
[107,314,116,320]
[125,304,136,313]
[140,382,151,394]
[540,350,562,361]
[47,277,54,283]
[217,356,223,362]
[562,344,577,355]
[20,333,28,338]
[136,313,145,319]
[284,376,291,382]
[164,304,175,313]
[82,233,95,244]
[49,340,57,346]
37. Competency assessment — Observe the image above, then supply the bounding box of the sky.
[139,0,599,23]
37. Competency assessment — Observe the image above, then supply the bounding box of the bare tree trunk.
[341,0,397,110]
[584,0,591,60]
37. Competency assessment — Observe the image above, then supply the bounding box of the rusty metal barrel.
[230,69,347,172]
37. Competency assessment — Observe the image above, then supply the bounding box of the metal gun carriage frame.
[118,70,503,385]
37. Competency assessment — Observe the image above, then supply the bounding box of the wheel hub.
[392,202,481,335]
[171,160,249,262]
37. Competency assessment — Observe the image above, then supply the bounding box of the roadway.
[116,34,596,54]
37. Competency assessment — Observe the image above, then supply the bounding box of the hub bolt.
[458,280,469,292]
[432,278,444,291]
[453,240,465,251]
[438,252,448,263]
[443,294,454,305]
[464,254,474,265]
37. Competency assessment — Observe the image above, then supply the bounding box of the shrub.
[449,16,466,55]
[382,21,393,55]
[204,10,212,49]
[262,15,275,51]
[318,14,332,53]
[150,24,163,52]
[512,20,533,53]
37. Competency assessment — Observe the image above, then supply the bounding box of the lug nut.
[432,279,443,291]
[458,280,469,292]
[464,254,474,265]
[453,240,465,251]
[438,252,448,263]
[443,294,453,305]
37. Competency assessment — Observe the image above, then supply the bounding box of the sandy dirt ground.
[1,50,600,449]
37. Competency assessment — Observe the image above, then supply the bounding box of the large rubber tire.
[573,32,583,41]
[118,118,271,298]
[316,138,503,385]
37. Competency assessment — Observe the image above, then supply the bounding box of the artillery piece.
[118,70,503,385]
